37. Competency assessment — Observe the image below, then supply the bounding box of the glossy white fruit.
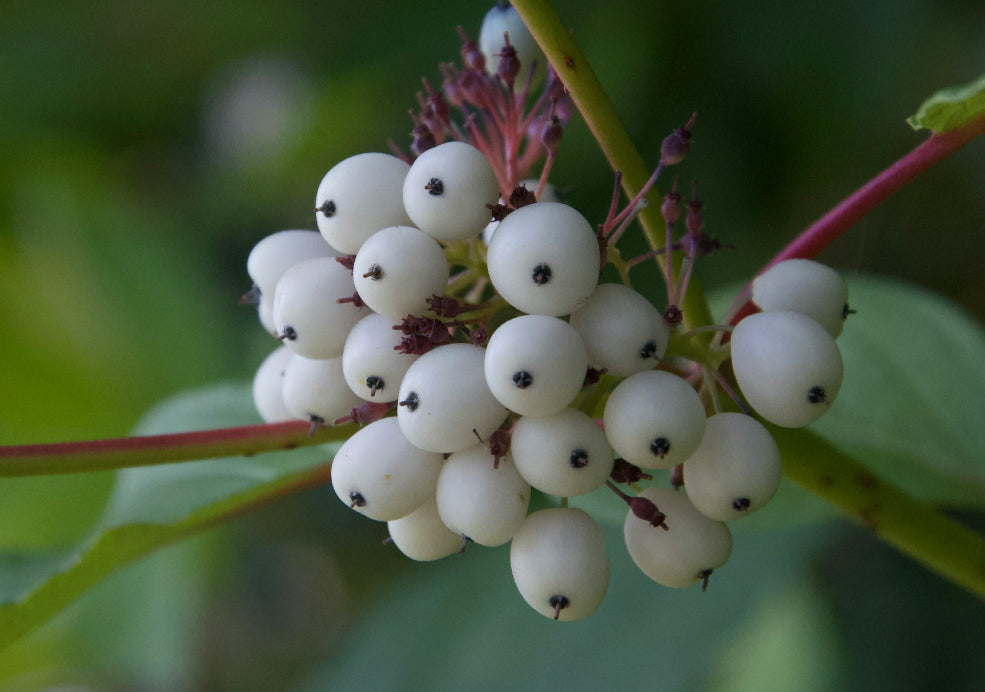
[510,408,614,497]
[281,354,362,425]
[402,141,500,242]
[251,345,294,423]
[331,418,444,522]
[752,259,849,338]
[487,202,600,316]
[397,343,509,453]
[246,229,338,297]
[272,256,368,359]
[342,312,419,401]
[387,497,463,561]
[483,314,588,417]
[603,370,707,469]
[510,508,609,621]
[730,311,843,428]
[569,283,669,377]
[435,445,530,547]
[479,4,545,89]
[682,413,782,521]
[623,486,732,589]
[352,226,450,320]
[315,153,414,254]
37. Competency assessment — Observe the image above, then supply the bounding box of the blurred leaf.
[0,383,339,651]
[907,73,985,132]
[706,583,847,692]
[811,275,985,506]
[296,520,838,692]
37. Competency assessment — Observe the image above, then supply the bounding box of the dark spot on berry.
[639,340,657,359]
[399,391,420,411]
[512,370,533,388]
[842,303,857,320]
[425,177,444,196]
[277,325,297,341]
[698,569,713,592]
[531,263,552,285]
[569,449,589,468]
[549,594,570,620]
[317,200,336,217]
[732,497,751,511]
[363,264,384,280]
[365,375,384,396]
[650,437,670,458]
[349,491,366,508]
[807,386,828,404]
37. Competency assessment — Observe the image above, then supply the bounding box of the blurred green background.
[1,0,983,689]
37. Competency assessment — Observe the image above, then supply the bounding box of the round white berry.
[510,508,609,621]
[246,229,338,298]
[281,354,362,426]
[342,312,419,401]
[511,407,614,498]
[435,445,530,547]
[397,343,509,453]
[752,259,850,338]
[331,417,444,522]
[315,152,414,254]
[257,292,276,336]
[569,283,669,377]
[402,141,500,243]
[623,486,732,589]
[479,4,545,89]
[481,179,561,245]
[483,314,588,417]
[251,345,294,423]
[387,497,463,561]
[487,202,600,316]
[603,370,707,469]
[272,256,368,359]
[730,311,843,428]
[682,413,782,521]
[352,226,450,320]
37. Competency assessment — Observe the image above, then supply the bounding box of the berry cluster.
[242,5,851,621]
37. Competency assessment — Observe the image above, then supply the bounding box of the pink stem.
[729,113,985,327]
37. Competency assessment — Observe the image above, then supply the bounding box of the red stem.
[729,112,985,327]
[0,421,353,476]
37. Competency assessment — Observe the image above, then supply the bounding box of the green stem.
[774,427,985,601]
[509,0,714,332]
[512,0,985,602]
[0,421,353,476]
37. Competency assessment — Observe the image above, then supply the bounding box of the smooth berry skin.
[246,229,338,298]
[569,283,669,377]
[251,345,294,423]
[682,412,782,521]
[487,202,600,317]
[387,497,463,562]
[331,418,443,522]
[752,259,849,338]
[483,315,588,417]
[315,153,414,254]
[397,343,508,453]
[623,486,732,589]
[479,4,545,90]
[510,508,609,621]
[730,311,843,428]
[603,370,707,470]
[435,446,530,547]
[402,141,500,242]
[342,312,419,402]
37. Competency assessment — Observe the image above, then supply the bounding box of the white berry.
[682,412,782,521]
[251,345,294,423]
[752,259,850,338]
[342,312,419,401]
[730,311,843,428]
[387,497,463,561]
[281,354,362,426]
[510,508,609,621]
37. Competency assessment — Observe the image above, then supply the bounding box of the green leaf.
[907,73,985,132]
[0,383,340,651]
[811,276,985,506]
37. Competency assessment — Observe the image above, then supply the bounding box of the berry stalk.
[509,0,715,333]
[0,421,354,477]
[773,426,985,602]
